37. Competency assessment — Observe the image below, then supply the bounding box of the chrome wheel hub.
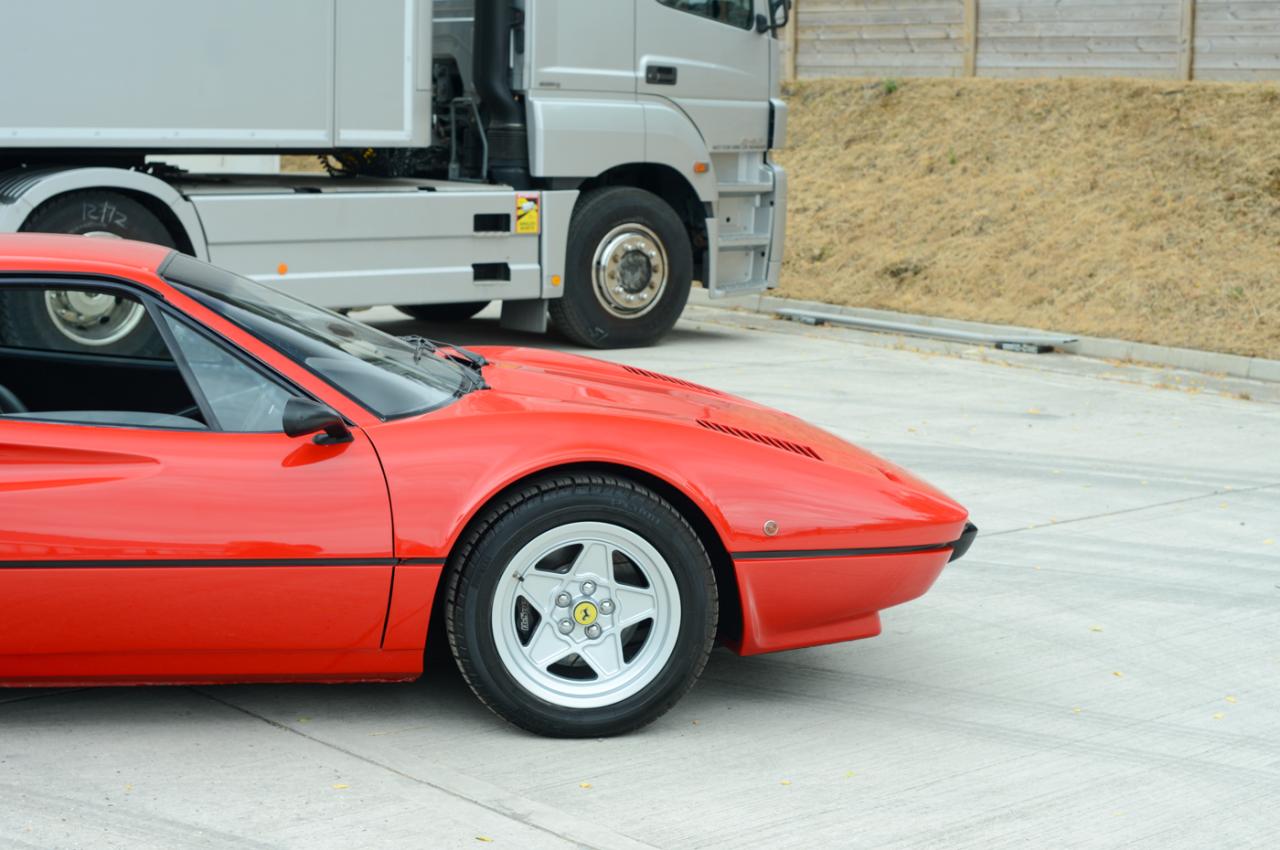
[592,224,669,319]
[42,230,145,347]
[491,521,681,709]
[44,289,146,347]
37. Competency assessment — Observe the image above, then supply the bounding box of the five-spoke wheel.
[492,522,682,709]
[446,474,717,737]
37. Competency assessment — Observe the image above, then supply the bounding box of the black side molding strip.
[734,523,978,562]
[0,558,401,569]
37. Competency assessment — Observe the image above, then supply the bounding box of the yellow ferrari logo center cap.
[573,601,599,626]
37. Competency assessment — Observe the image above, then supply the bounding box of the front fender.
[526,93,717,202]
[367,407,737,561]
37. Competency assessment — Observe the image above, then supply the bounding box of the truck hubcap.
[44,290,146,347]
[42,231,145,347]
[492,521,682,709]
[592,224,668,319]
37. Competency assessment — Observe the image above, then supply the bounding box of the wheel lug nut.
[581,580,596,596]
[557,619,574,635]
[600,599,615,615]
[554,592,572,607]
[585,624,602,639]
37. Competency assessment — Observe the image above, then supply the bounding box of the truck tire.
[397,301,490,323]
[550,187,692,349]
[2,191,174,356]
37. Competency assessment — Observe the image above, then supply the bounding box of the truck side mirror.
[758,0,791,34]
[282,398,353,445]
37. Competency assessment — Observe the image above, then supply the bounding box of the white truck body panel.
[178,176,572,309]
[1,0,430,150]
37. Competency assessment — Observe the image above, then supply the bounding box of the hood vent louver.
[622,365,722,395]
[696,419,822,461]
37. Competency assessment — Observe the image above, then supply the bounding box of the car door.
[635,0,772,152]
[0,279,395,683]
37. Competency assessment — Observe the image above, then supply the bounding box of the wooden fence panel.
[787,0,1280,81]
[1193,0,1280,79]
[976,0,1184,78]
[795,1,968,79]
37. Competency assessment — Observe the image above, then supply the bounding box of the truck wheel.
[2,191,174,356]
[551,187,692,348]
[397,301,490,323]
[445,473,717,737]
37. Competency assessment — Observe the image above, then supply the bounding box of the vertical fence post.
[1179,0,1197,80]
[963,0,979,77]
[786,0,799,82]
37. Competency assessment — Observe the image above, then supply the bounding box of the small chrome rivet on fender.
[763,520,779,537]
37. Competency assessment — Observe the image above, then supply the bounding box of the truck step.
[716,179,773,196]
[718,233,771,250]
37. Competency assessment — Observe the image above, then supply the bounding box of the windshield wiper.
[399,335,439,364]
[400,334,487,371]
[438,343,488,371]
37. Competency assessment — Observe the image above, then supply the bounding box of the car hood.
[471,346,955,502]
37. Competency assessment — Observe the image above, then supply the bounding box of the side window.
[160,313,295,433]
[656,0,755,29]
[0,284,206,430]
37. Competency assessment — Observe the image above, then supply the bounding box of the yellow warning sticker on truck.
[516,193,540,235]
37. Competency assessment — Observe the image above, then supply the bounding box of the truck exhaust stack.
[473,1,529,187]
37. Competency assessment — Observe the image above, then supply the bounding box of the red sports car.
[0,234,974,737]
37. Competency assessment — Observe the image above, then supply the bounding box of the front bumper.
[730,523,978,656]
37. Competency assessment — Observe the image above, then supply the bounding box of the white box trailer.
[0,0,790,349]
[1,0,431,150]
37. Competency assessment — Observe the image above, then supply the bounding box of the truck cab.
[0,0,789,349]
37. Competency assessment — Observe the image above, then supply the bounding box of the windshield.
[159,253,474,420]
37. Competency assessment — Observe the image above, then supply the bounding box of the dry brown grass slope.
[774,77,1280,359]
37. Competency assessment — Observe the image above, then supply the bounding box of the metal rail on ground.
[775,307,1078,354]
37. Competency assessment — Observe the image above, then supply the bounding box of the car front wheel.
[445,474,717,737]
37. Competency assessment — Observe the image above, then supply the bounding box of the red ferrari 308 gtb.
[0,234,974,737]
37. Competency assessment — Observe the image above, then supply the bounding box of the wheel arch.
[428,460,743,657]
[0,167,207,258]
[575,165,711,288]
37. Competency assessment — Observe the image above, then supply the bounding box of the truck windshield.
[158,252,474,420]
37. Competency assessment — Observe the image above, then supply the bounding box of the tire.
[1,190,174,356]
[396,301,490,323]
[550,187,693,349]
[445,473,717,737]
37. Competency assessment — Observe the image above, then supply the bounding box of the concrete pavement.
[3,304,1277,849]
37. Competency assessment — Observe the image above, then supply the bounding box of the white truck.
[0,0,789,350]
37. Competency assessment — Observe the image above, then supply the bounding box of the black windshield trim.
[160,253,472,422]
[174,283,469,423]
